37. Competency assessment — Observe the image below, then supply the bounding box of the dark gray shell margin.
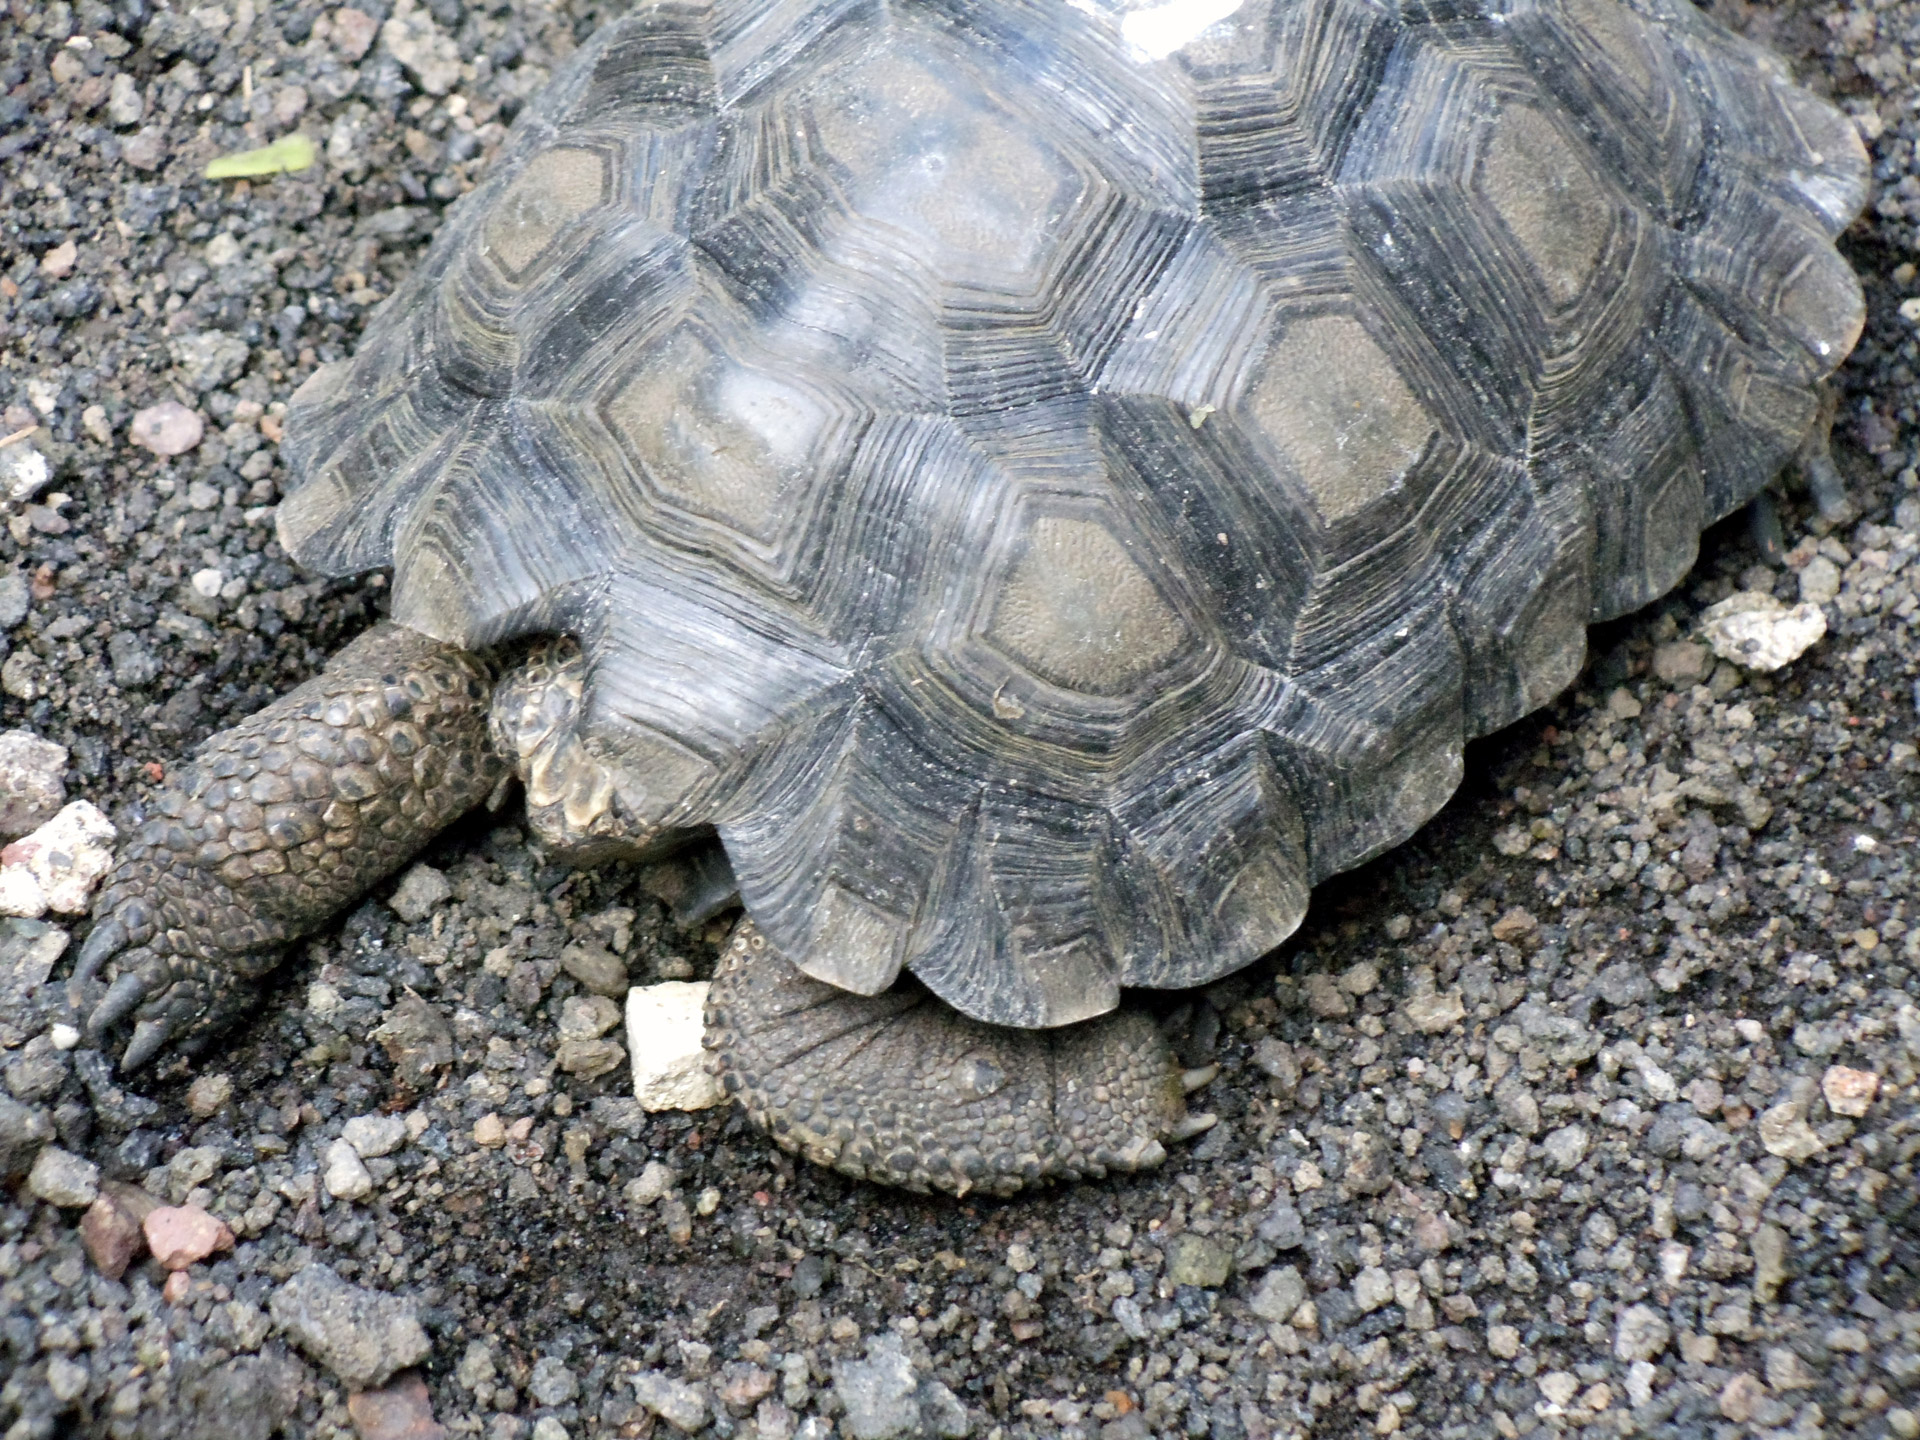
[278,0,1866,1029]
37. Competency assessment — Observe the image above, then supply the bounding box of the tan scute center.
[1247,314,1434,522]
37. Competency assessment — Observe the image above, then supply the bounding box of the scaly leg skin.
[705,921,1217,1197]
[1798,384,1854,525]
[76,624,501,1070]
[489,636,665,865]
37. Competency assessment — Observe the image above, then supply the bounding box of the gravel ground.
[1,0,1918,1437]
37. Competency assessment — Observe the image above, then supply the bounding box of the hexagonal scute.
[1242,313,1436,524]
[1476,104,1615,309]
[600,325,847,553]
[809,45,1083,280]
[482,148,613,281]
[982,511,1191,697]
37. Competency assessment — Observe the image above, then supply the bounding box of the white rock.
[191,568,224,598]
[0,864,47,918]
[0,801,116,916]
[0,442,51,503]
[627,982,723,1112]
[323,1138,375,1201]
[341,1113,409,1159]
[1700,592,1827,673]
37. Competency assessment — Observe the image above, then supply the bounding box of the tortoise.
[76,0,1865,1195]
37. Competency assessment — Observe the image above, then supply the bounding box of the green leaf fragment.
[204,133,318,179]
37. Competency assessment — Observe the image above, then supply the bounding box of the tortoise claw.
[1180,1064,1220,1094]
[73,919,127,984]
[90,970,155,1037]
[1170,1111,1218,1143]
[120,1018,174,1073]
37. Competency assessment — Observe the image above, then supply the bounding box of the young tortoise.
[79,0,1865,1195]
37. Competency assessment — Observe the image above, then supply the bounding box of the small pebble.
[1700,591,1827,671]
[39,240,77,278]
[1757,1103,1824,1162]
[632,1371,710,1433]
[1752,1224,1791,1303]
[1614,1304,1670,1362]
[270,1262,432,1390]
[144,1205,235,1268]
[628,982,724,1111]
[1718,1373,1768,1423]
[1401,989,1465,1035]
[44,1353,88,1404]
[346,1370,446,1440]
[1164,1233,1230,1288]
[325,1138,376,1201]
[624,1160,676,1206]
[80,1185,153,1279]
[0,730,67,839]
[1537,1372,1579,1408]
[1249,1265,1307,1323]
[28,1145,99,1207]
[186,1073,232,1118]
[128,400,204,456]
[560,940,629,997]
[0,442,51,504]
[343,1112,410,1159]
[1651,639,1710,685]
[0,800,117,916]
[1821,1064,1879,1117]
[387,863,453,923]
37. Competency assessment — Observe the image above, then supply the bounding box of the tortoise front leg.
[705,921,1216,1197]
[76,624,502,1069]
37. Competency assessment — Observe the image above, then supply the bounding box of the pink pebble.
[142,1204,235,1269]
[128,400,204,457]
[348,1371,447,1440]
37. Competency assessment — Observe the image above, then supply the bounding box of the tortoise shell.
[280,0,1866,1028]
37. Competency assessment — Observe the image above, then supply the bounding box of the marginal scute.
[276,0,1867,1037]
[805,881,910,995]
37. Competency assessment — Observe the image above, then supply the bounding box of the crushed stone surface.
[0,0,1917,1436]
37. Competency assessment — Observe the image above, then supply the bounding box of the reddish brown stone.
[142,1204,235,1269]
[80,1191,149,1279]
[347,1370,447,1440]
